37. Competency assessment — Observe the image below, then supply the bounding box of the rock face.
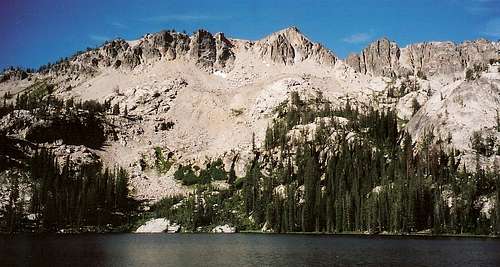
[406,76,500,162]
[140,30,190,61]
[255,27,337,65]
[189,30,217,70]
[400,42,463,76]
[403,39,499,76]
[44,29,240,77]
[346,38,402,77]
[214,33,235,70]
[346,38,500,77]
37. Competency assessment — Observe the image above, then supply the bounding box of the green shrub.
[174,164,198,185]
[207,158,227,180]
[154,147,173,174]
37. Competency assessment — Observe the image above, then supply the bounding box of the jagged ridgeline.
[153,92,500,235]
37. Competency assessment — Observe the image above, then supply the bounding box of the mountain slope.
[1,27,499,204]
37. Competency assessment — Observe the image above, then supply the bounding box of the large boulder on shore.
[212,224,236,233]
[135,218,170,233]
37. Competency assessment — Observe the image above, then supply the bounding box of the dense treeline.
[156,92,500,235]
[151,185,248,231]
[2,148,138,232]
[248,93,500,234]
[25,113,106,149]
[0,83,137,232]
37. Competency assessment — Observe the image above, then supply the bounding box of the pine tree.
[411,98,421,116]
[264,125,274,150]
[112,103,120,115]
[495,164,500,234]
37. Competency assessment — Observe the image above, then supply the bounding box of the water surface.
[1,234,499,266]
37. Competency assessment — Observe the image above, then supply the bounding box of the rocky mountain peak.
[255,26,337,66]
[273,26,304,39]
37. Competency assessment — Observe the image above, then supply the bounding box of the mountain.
[1,27,499,234]
[1,27,344,200]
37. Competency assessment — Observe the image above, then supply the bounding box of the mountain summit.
[254,26,337,65]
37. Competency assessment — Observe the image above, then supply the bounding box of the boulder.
[167,223,181,233]
[211,224,236,233]
[135,218,170,233]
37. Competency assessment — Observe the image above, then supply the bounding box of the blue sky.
[1,0,499,70]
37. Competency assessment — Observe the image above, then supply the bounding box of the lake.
[1,234,499,266]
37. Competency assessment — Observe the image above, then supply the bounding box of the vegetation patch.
[154,147,174,174]
[1,148,140,232]
[174,159,228,186]
[230,108,244,117]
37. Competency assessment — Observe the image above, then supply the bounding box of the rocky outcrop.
[347,38,500,78]
[41,29,238,75]
[214,33,235,70]
[189,30,217,70]
[402,39,499,76]
[345,38,402,77]
[52,145,100,168]
[188,30,236,71]
[140,30,190,60]
[255,27,337,66]
[400,42,463,76]
[406,76,500,169]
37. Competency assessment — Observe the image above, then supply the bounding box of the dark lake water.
[1,233,499,267]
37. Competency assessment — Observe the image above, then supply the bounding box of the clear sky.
[1,0,499,70]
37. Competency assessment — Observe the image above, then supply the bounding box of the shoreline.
[237,230,500,239]
[2,230,499,239]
